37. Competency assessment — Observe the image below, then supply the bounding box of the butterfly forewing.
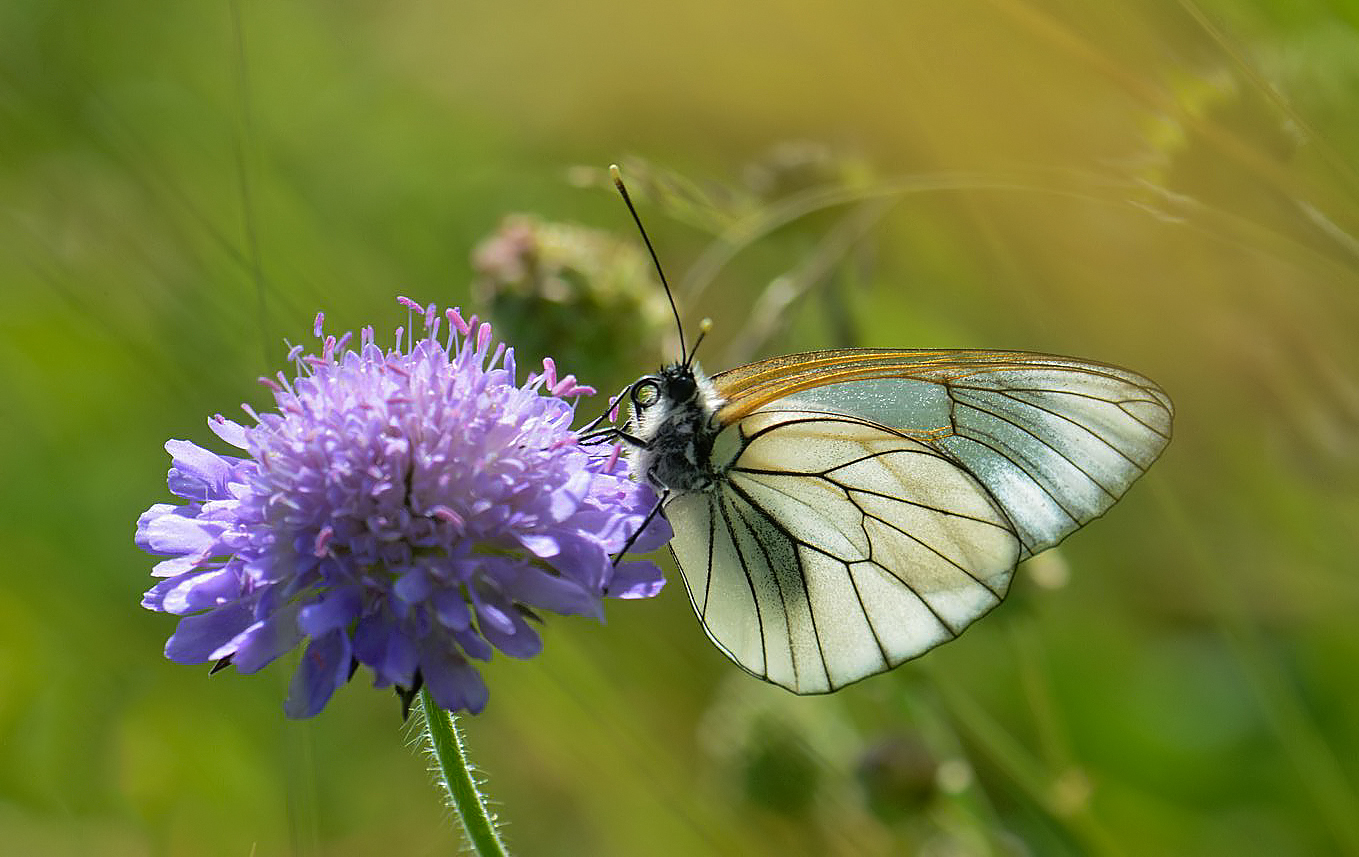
[712,349,1173,556]
[665,408,1023,693]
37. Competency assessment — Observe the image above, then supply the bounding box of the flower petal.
[478,609,542,660]
[145,568,240,614]
[470,584,517,636]
[606,560,668,599]
[547,469,593,522]
[393,567,433,603]
[503,566,602,619]
[353,616,419,689]
[150,553,208,578]
[624,508,673,554]
[208,415,251,449]
[420,643,489,714]
[516,532,560,558]
[164,602,255,664]
[454,627,493,662]
[165,440,234,500]
[284,629,352,718]
[231,603,305,673]
[140,511,226,556]
[432,587,472,631]
[543,533,610,590]
[298,587,363,636]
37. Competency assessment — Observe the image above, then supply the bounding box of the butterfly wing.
[712,349,1173,556]
[664,348,1172,692]
[665,408,1023,693]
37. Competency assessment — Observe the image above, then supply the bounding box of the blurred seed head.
[737,714,822,816]
[1024,548,1071,591]
[855,733,940,822]
[1049,767,1093,818]
[698,676,862,821]
[934,759,974,795]
[471,214,674,388]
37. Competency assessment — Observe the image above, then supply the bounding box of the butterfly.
[602,167,1174,694]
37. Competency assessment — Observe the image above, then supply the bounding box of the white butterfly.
[605,169,1174,694]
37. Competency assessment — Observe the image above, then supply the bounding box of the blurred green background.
[4,1,1359,854]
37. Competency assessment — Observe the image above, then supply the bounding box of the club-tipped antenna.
[686,318,713,369]
[611,164,687,363]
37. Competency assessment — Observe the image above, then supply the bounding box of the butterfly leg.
[606,488,671,578]
[575,384,632,436]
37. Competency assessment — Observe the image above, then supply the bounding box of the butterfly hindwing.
[665,409,1023,693]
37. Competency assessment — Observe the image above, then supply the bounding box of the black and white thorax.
[628,362,728,494]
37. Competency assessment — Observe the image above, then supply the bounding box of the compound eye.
[668,375,697,401]
[630,378,661,410]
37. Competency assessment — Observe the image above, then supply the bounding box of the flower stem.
[420,689,510,857]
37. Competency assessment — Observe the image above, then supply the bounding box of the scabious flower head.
[136,299,670,717]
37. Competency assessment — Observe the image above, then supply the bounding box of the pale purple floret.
[136,300,670,717]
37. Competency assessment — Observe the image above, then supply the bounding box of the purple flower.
[137,299,670,717]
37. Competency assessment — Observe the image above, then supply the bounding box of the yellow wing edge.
[711,347,1174,425]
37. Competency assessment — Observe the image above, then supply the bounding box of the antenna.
[611,164,687,363]
[686,318,713,369]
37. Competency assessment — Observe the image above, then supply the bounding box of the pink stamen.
[313,525,334,556]
[313,312,324,337]
[551,374,577,396]
[541,357,558,390]
[448,308,470,336]
[429,505,465,531]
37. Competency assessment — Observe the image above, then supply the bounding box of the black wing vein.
[951,394,1121,501]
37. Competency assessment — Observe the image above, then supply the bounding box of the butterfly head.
[630,363,694,410]
[631,360,721,425]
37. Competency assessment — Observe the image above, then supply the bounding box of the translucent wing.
[666,409,1023,693]
[711,349,1173,556]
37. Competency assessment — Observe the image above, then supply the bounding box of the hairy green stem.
[420,689,510,857]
